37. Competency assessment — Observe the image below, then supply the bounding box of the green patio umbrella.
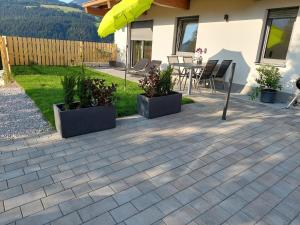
[98,0,153,88]
[98,0,153,38]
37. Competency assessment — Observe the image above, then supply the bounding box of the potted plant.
[252,65,282,103]
[53,75,117,138]
[137,66,182,119]
[194,48,207,64]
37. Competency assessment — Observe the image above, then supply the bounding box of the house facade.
[85,0,300,102]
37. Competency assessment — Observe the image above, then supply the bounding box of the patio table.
[170,63,205,95]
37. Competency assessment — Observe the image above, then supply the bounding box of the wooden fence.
[0,36,117,71]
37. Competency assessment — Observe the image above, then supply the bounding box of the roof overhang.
[83,0,190,16]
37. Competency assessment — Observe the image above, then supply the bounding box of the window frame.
[175,16,199,55]
[260,7,299,66]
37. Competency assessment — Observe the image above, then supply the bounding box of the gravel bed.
[0,82,52,140]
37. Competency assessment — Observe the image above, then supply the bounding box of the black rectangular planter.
[53,103,116,138]
[137,92,182,119]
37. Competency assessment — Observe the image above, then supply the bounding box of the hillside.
[70,0,86,5]
[0,0,113,42]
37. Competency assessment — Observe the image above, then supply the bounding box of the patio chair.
[127,58,149,75]
[196,60,219,93]
[182,56,193,64]
[143,60,162,76]
[168,55,185,90]
[182,56,201,89]
[213,60,232,90]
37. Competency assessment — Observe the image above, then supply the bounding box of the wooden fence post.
[79,41,84,66]
[0,36,11,74]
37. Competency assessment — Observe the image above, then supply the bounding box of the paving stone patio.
[0,93,299,225]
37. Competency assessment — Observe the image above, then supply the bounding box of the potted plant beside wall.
[252,65,282,103]
[53,75,117,138]
[137,66,182,119]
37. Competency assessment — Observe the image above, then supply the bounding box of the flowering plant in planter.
[54,75,117,138]
[251,65,282,103]
[137,66,182,119]
[139,66,174,97]
[195,48,207,64]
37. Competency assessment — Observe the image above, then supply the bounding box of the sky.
[60,0,73,3]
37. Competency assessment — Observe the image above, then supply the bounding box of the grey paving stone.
[5,160,27,172]
[59,194,93,215]
[174,186,201,205]
[109,202,138,223]
[125,206,164,225]
[131,191,161,211]
[0,207,22,225]
[89,186,115,202]
[242,197,274,222]
[88,176,111,190]
[202,189,226,205]
[0,95,299,225]
[61,174,90,189]
[0,186,23,201]
[113,187,142,205]
[163,205,199,225]
[0,181,8,191]
[42,189,75,208]
[290,214,300,225]
[156,197,182,215]
[72,183,93,197]
[22,176,53,192]
[51,170,75,183]
[7,172,38,188]
[225,211,255,225]
[44,182,64,196]
[16,206,62,225]
[78,197,118,222]
[4,188,45,210]
[219,194,248,215]
[83,212,116,225]
[261,210,290,225]
[51,212,82,225]
[109,180,130,193]
[172,175,196,191]
[20,200,43,217]
[155,183,178,199]
[195,205,231,225]
[189,197,212,214]
[38,166,60,178]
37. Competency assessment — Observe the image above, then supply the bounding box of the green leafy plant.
[77,76,93,108]
[250,65,282,100]
[139,66,174,98]
[157,66,174,96]
[61,74,77,110]
[91,78,117,106]
[76,76,117,108]
[256,65,282,90]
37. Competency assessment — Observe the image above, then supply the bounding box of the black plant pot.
[137,92,182,119]
[260,89,277,103]
[53,103,116,138]
[109,61,117,67]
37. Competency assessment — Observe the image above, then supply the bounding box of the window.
[261,7,299,64]
[176,16,199,53]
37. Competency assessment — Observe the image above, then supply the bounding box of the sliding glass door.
[131,40,152,66]
[130,20,153,66]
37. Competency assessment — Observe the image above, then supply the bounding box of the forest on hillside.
[0,0,113,42]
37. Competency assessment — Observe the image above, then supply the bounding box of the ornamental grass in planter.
[54,74,117,138]
[251,65,282,103]
[137,66,182,119]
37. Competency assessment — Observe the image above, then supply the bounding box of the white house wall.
[114,0,300,95]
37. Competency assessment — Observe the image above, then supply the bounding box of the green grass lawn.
[13,65,194,127]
